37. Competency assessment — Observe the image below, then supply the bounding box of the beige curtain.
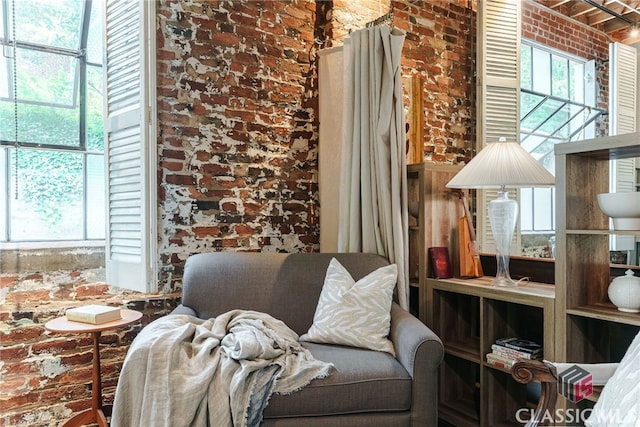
[337,25,409,309]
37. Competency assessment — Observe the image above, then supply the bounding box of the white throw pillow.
[585,330,640,426]
[299,257,397,355]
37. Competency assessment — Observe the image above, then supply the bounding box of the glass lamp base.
[488,191,519,287]
[490,275,518,287]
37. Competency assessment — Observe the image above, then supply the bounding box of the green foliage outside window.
[1,0,104,239]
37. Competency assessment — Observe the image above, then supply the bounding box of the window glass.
[10,148,83,240]
[0,149,6,240]
[569,61,584,103]
[551,55,568,99]
[0,98,16,142]
[521,98,565,132]
[0,56,8,98]
[521,45,532,90]
[16,47,78,107]
[86,0,104,65]
[11,0,83,50]
[533,188,553,231]
[87,65,104,151]
[520,92,544,120]
[520,188,533,230]
[86,154,105,239]
[17,101,80,147]
[532,47,550,94]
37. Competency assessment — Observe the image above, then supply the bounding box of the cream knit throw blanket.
[111,310,333,427]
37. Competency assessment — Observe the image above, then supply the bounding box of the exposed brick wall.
[156,0,326,292]
[394,0,475,163]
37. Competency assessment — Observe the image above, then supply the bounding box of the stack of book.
[486,337,543,369]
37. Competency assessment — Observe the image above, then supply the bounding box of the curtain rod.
[365,12,394,28]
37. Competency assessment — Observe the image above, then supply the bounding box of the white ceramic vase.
[608,269,640,313]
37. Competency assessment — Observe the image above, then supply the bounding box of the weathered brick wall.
[156,0,327,292]
[394,0,475,163]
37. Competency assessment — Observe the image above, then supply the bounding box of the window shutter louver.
[104,0,156,292]
[609,42,637,252]
[476,0,521,254]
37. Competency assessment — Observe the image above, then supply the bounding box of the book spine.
[503,342,542,354]
[486,352,517,365]
[486,357,514,369]
[491,344,539,360]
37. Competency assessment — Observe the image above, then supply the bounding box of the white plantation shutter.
[609,42,637,252]
[104,0,156,292]
[476,0,521,254]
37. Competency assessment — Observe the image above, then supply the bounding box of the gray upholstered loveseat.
[173,252,444,426]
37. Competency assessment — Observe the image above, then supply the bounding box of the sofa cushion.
[299,258,397,355]
[263,342,411,419]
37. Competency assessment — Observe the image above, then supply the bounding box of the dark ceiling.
[534,0,640,44]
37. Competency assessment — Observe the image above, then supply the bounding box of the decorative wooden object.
[457,191,483,278]
[405,75,424,164]
[512,360,558,427]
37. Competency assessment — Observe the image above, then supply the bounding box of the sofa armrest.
[389,302,444,425]
[389,303,443,373]
[172,304,197,317]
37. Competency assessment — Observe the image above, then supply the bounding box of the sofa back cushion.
[180,252,391,335]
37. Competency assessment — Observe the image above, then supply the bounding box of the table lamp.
[446,138,555,286]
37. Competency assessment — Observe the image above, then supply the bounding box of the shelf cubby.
[565,314,640,363]
[483,299,545,357]
[439,354,481,427]
[483,367,530,427]
[432,289,481,362]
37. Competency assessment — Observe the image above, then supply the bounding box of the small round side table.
[45,309,142,427]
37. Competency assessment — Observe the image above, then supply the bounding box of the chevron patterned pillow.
[299,257,397,355]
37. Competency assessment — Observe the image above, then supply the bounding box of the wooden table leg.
[92,331,103,414]
[62,331,107,426]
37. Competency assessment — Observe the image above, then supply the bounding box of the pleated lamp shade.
[446,140,555,189]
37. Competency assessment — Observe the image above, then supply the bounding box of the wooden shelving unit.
[426,277,555,426]
[554,133,640,419]
[406,162,462,323]
[423,134,640,426]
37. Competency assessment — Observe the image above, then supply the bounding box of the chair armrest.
[171,304,198,317]
[512,359,558,427]
[389,302,443,426]
[389,303,443,374]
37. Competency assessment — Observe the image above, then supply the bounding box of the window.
[0,0,104,242]
[1,0,156,293]
[519,41,604,234]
